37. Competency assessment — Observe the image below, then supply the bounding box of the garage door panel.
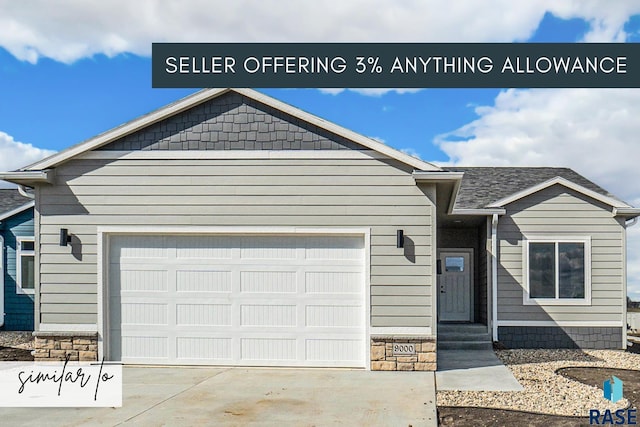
[176,236,234,259]
[306,305,363,327]
[109,234,365,367]
[111,235,169,258]
[241,338,297,360]
[121,336,168,359]
[121,303,168,325]
[176,303,232,326]
[305,271,362,294]
[176,337,233,360]
[240,236,297,259]
[305,236,363,259]
[176,270,232,293]
[117,269,168,292]
[240,271,297,293]
[240,304,297,327]
[306,339,363,362]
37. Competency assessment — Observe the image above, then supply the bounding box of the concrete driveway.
[2,367,436,426]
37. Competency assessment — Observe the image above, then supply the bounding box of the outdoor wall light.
[396,229,404,248]
[59,228,71,247]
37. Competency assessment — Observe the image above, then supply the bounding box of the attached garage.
[12,88,439,371]
[105,232,367,367]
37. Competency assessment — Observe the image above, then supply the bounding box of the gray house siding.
[496,184,625,348]
[2,208,35,330]
[35,96,435,331]
[38,158,434,328]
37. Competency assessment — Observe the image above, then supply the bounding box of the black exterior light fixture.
[396,229,404,248]
[59,228,71,246]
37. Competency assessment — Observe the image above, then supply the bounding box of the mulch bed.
[438,364,639,426]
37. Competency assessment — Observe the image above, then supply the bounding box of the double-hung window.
[16,237,35,295]
[524,236,591,305]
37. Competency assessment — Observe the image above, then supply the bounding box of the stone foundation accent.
[370,336,436,371]
[498,326,623,349]
[33,331,98,362]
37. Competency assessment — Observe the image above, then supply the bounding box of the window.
[524,236,590,305]
[445,256,465,272]
[17,237,35,294]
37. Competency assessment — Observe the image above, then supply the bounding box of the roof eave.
[613,207,640,218]
[411,171,466,214]
[450,208,506,216]
[0,170,55,186]
[412,171,464,181]
[0,201,35,222]
[486,176,631,210]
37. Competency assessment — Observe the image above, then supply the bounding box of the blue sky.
[1,2,640,299]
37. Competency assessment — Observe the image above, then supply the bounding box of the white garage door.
[108,234,366,367]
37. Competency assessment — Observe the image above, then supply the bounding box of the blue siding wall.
[2,208,34,330]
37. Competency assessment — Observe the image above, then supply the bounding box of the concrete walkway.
[2,367,437,426]
[436,349,523,391]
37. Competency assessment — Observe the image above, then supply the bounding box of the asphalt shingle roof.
[444,167,621,210]
[0,188,32,216]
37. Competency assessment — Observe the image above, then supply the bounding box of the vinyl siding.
[2,208,35,330]
[497,185,624,322]
[37,157,434,328]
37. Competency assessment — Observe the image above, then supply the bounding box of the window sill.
[523,297,591,306]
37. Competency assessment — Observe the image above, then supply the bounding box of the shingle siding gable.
[100,92,365,151]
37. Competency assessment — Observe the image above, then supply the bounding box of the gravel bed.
[0,331,34,350]
[437,349,639,416]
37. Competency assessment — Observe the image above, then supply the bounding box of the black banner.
[152,43,640,88]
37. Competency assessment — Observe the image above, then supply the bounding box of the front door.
[438,251,472,322]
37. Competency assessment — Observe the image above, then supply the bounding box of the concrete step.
[438,323,488,333]
[438,341,494,351]
[438,332,492,342]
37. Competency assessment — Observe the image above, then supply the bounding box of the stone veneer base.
[370,335,436,371]
[33,331,98,362]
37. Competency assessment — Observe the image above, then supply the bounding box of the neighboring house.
[1,88,638,370]
[0,189,35,331]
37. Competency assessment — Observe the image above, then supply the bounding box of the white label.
[392,343,416,356]
[0,360,122,407]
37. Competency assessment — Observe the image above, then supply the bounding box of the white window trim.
[523,235,591,306]
[16,236,35,295]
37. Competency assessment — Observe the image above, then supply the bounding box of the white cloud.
[436,88,640,299]
[369,136,386,144]
[0,1,639,64]
[319,89,422,97]
[0,131,55,187]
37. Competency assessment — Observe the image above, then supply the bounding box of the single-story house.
[0,189,35,331]
[1,88,638,370]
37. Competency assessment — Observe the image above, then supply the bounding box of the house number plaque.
[392,343,416,356]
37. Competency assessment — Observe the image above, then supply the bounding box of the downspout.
[623,217,638,349]
[491,214,499,341]
[17,185,35,199]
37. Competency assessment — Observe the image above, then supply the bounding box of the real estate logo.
[589,376,637,425]
[603,375,623,403]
